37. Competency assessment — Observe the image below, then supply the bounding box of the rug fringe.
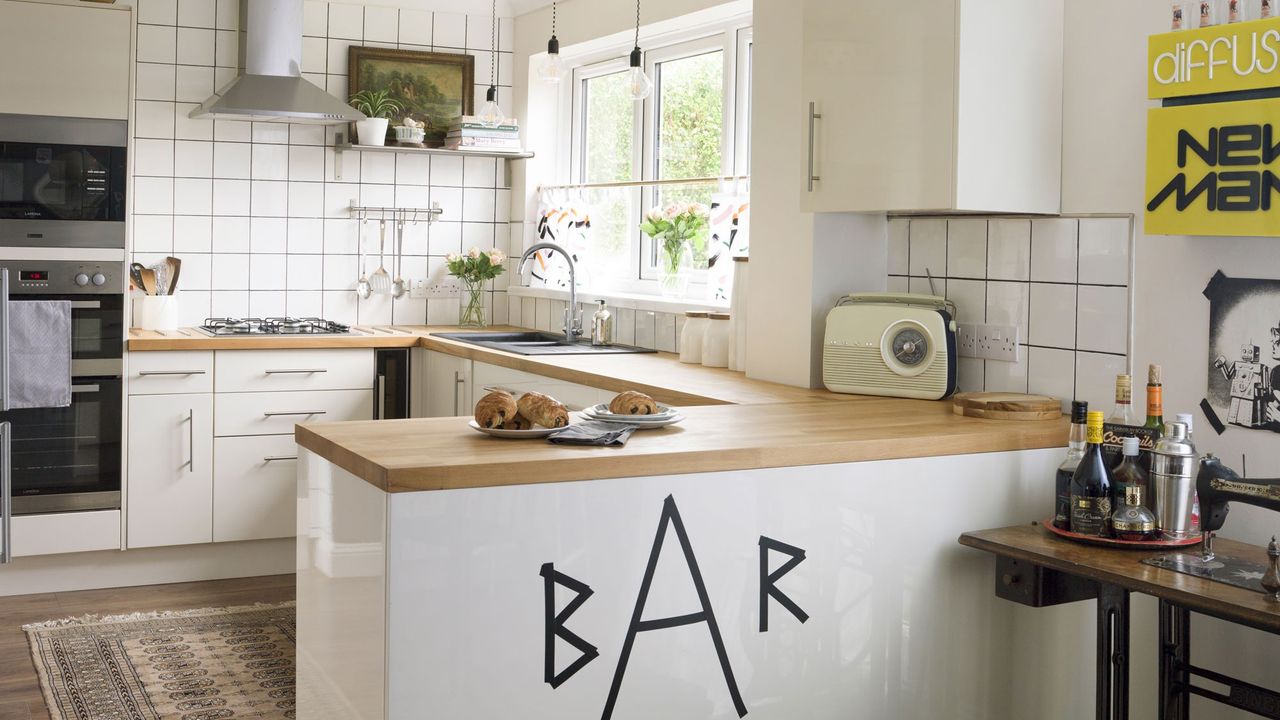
[22,600,295,631]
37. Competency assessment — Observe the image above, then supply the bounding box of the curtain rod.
[538,175,751,191]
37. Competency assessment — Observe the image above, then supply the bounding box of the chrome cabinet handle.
[265,368,328,375]
[69,300,101,309]
[262,410,328,417]
[263,456,298,463]
[807,101,822,192]
[453,371,466,416]
[71,384,100,394]
[138,370,206,376]
[185,409,194,474]
[1,422,11,564]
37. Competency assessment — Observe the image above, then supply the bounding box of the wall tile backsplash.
[129,0,516,327]
[887,215,1134,411]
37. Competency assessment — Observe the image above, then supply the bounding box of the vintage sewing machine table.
[958,523,1280,720]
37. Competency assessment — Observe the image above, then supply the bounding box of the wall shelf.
[332,134,533,180]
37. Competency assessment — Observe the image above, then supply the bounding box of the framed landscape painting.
[348,47,474,146]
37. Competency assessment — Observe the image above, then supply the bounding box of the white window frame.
[566,16,751,296]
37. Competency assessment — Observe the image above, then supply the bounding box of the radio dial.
[91,272,107,286]
[74,273,90,287]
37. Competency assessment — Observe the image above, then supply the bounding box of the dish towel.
[8,300,71,409]
[548,420,639,447]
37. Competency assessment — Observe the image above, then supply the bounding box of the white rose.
[663,205,680,220]
[467,247,482,259]
[488,249,506,265]
[445,252,460,263]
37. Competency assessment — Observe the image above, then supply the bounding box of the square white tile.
[1028,347,1077,409]
[399,9,432,45]
[655,312,677,352]
[1076,351,1128,414]
[430,186,463,218]
[136,63,177,101]
[614,307,636,345]
[176,27,215,66]
[250,180,289,217]
[251,144,290,181]
[327,3,364,40]
[886,276,909,293]
[1076,285,1129,355]
[133,139,174,177]
[287,254,324,291]
[323,218,359,255]
[249,291,288,318]
[212,179,250,216]
[252,122,290,144]
[172,178,213,215]
[174,140,213,177]
[213,119,251,143]
[138,0,177,26]
[433,11,467,48]
[322,254,357,290]
[137,25,177,64]
[1029,283,1077,349]
[986,281,1030,339]
[174,103,213,141]
[908,218,946,277]
[908,276,944,296]
[249,254,288,291]
[635,310,656,349]
[175,253,211,291]
[177,291,212,326]
[290,124,326,147]
[945,279,985,326]
[287,218,324,254]
[133,177,175,215]
[301,36,327,74]
[211,254,249,290]
[428,222,462,256]
[323,291,359,325]
[288,182,326,218]
[363,5,398,42]
[133,215,173,253]
[987,219,1031,281]
[177,0,215,28]
[302,0,327,36]
[210,290,250,319]
[1030,218,1078,283]
[891,219,920,275]
[958,357,985,393]
[360,152,397,184]
[213,142,251,179]
[215,0,237,30]
[215,29,238,68]
[462,188,497,222]
[173,215,212,253]
[947,219,987,279]
[326,38,350,75]
[463,156,497,188]
[396,154,431,186]
[1078,217,1131,287]
[289,146,325,182]
[175,65,215,103]
[135,100,176,139]
[287,291,325,319]
[431,155,464,186]
[212,216,249,253]
[985,356,1029,393]
[250,217,288,254]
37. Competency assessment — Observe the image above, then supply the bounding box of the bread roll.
[609,390,659,415]
[474,390,518,429]
[501,412,533,430]
[517,391,569,428]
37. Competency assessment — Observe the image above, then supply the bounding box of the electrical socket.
[956,322,979,358]
[977,323,1020,363]
[409,279,456,299]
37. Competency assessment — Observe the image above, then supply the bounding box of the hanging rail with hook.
[537,174,751,192]
[347,203,443,224]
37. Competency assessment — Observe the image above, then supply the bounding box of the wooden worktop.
[297,399,1069,493]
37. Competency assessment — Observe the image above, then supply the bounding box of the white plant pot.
[355,118,389,146]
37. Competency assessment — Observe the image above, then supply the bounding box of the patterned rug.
[24,602,295,720]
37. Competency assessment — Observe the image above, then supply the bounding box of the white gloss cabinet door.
[214,435,298,542]
[0,1,130,120]
[127,394,213,548]
[422,351,470,417]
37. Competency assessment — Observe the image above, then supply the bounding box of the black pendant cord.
[490,0,498,91]
[634,0,641,52]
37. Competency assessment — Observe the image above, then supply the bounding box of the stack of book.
[445,116,522,153]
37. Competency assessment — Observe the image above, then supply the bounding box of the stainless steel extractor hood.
[189,0,365,124]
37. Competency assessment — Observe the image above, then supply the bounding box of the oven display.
[20,270,47,281]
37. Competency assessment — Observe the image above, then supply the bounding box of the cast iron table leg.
[1158,600,1191,720]
[1096,582,1131,720]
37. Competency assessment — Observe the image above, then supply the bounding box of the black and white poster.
[1204,271,1280,433]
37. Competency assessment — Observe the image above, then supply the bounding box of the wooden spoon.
[139,268,157,295]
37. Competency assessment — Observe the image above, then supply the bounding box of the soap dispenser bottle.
[591,300,612,346]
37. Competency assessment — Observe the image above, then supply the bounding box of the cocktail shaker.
[1151,422,1198,539]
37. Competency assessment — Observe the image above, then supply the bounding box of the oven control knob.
[74,273,90,287]
[91,272,107,286]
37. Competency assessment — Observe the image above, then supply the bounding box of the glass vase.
[458,277,487,328]
[659,240,694,298]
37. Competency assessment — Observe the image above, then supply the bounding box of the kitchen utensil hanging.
[347,203,442,297]
[391,215,407,298]
[356,215,372,299]
[370,219,392,293]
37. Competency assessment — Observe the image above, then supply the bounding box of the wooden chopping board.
[951,392,1063,421]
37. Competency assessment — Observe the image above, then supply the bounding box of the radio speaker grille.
[822,345,948,395]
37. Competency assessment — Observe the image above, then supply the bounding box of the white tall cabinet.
[799,0,1064,214]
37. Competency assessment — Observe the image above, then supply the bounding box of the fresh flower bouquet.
[446,247,506,327]
[639,203,709,297]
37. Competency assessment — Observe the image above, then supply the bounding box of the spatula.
[369,219,391,294]
[165,256,182,295]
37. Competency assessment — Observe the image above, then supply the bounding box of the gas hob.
[195,317,357,336]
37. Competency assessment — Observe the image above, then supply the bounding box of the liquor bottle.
[1054,401,1089,530]
[1111,436,1150,507]
[1108,374,1134,425]
[1071,411,1114,538]
[1144,364,1165,434]
[1111,485,1158,541]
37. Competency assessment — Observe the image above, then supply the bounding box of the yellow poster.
[1149,16,1280,98]
[1146,97,1280,236]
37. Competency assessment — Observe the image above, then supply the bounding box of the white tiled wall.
[129,0,516,327]
[887,215,1134,410]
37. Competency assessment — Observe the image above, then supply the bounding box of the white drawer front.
[215,349,374,393]
[215,388,372,437]
[214,435,298,542]
[12,510,121,556]
[128,351,214,395]
[471,361,605,412]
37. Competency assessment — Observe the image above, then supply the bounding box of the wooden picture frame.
[347,46,475,147]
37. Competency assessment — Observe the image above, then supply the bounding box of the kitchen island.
[292,339,1077,720]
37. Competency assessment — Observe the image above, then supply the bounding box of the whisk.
[369,218,392,294]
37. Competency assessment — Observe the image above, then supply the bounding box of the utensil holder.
[132,294,179,331]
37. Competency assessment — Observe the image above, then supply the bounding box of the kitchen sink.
[435,331,657,356]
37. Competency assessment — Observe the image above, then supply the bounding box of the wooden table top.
[959,524,1280,633]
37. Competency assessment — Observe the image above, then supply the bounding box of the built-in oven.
[0,114,127,249]
[0,258,124,516]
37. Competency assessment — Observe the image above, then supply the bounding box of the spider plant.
[349,89,403,119]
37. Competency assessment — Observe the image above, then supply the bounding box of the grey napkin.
[548,420,640,446]
[8,300,71,409]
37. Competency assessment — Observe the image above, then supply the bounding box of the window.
[567,18,751,297]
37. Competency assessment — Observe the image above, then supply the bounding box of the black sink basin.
[436,331,657,356]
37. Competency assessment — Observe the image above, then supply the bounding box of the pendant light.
[537,1,565,84]
[477,0,506,127]
[627,0,652,101]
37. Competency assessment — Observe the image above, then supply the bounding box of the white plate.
[586,403,677,421]
[582,412,684,429]
[468,419,570,439]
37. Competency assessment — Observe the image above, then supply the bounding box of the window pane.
[655,50,723,210]
[580,71,636,282]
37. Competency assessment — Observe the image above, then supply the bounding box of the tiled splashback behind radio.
[887,215,1134,411]
[128,0,516,327]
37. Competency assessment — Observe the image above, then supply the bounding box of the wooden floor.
[0,574,295,720]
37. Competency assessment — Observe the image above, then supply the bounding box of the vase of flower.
[446,247,507,329]
[640,203,710,299]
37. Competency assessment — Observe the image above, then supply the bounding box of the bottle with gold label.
[1108,374,1134,426]
[1112,485,1158,541]
[1071,411,1115,538]
[1144,364,1165,435]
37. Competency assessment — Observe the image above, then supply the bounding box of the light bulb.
[627,48,651,101]
[478,86,505,128]
[537,36,565,84]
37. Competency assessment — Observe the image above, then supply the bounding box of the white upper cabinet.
[800,0,1063,214]
[0,0,131,120]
